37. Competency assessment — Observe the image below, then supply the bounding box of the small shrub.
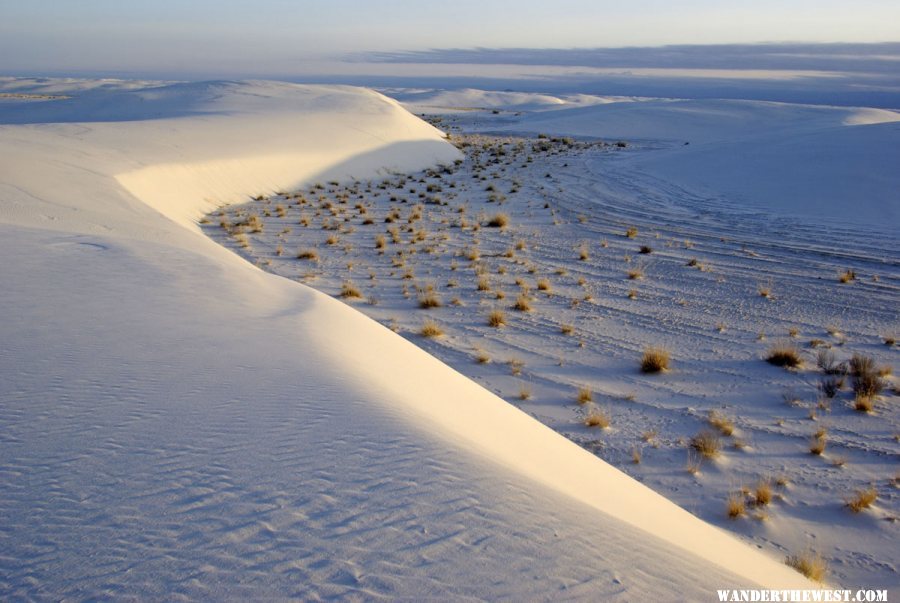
[420,320,444,338]
[339,281,362,299]
[297,249,319,261]
[708,411,735,436]
[486,213,509,228]
[576,387,593,404]
[784,550,828,583]
[584,408,610,428]
[785,550,827,583]
[631,446,642,464]
[810,435,826,455]
[754,479,772,506]
[850,354,884,399]
[818,376,843,398]
[766,343,802,368]
[640,347,670,373]
[560,324,574,336]
[690,430,721,458]
[625,226,638,238]
[578,244,589,261]
[418,292,442,309]
[685,450,702,474]
[727,493,746,519]
[816,349,844,375]
[512,295,532,312]
[638,245,653,254]
[488,310,506,328]
[838,269,856,283]
[853,394,874,412]
[845,487,877,513]
[508,358,524,376]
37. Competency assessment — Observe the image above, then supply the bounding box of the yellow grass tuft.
[785,550,828,583]
[640,347,670,373]
[845,487,877,513]
[576,387,593,404]
[420,320,444,338]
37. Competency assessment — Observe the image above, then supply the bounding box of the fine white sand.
[0,78,823,599]
[207,89,898,589]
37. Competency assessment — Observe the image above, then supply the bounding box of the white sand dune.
[488,97,899,228]
[0,78,812,598]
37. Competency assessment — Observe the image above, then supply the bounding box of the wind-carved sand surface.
[207,96,900,589]
[1,78,828,599]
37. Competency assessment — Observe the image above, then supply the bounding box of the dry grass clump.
[536,278,551,292]
[560,323,575,336]
[690,430,722,458]
[420,320,444,338]
[838,268,856,283]
[576,387,593,404]
[477,275,491,291]
[486,213,509,228]
[508,358,524,376]
[726,493,746,519]
[418,292,442,309]
[625,226,638,238]
[854,394,874,412]
[518,384,532,401]
[638,245,653,254]
[816,349,844,375]
[339,281,362,299]
[487,309,506,328]
[707,411,735,436]
[845,487,877,513]
[296,248,320,261]
[785,550,827,583]
[627,266,644,280]
[766,342,802,368]
[810,434,827,455]
[640,347,670,373]
[849,353,884,401]
[578,244,589,261]
[584,408,610,428]
[513,294,532,312]
[475,349,491,364]
[631,446,642,464]
[754,479,773,506]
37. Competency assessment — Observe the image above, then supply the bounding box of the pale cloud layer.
[1,0,899,75]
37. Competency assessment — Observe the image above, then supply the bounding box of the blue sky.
[1,0,899,76]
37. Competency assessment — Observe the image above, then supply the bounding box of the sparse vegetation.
[845,487,877,513]
[640,347,670,373]
[339,281,362,299]
[708,411,735,436]
[488,309,506,328]
[766,343,802,368]
[420,320,444,338]
[486,213,509,228]
[785,550,827,583]
[576,387,593,404]
[726,493,746,519]
[690,430,722,458]
[584,407,610,428]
